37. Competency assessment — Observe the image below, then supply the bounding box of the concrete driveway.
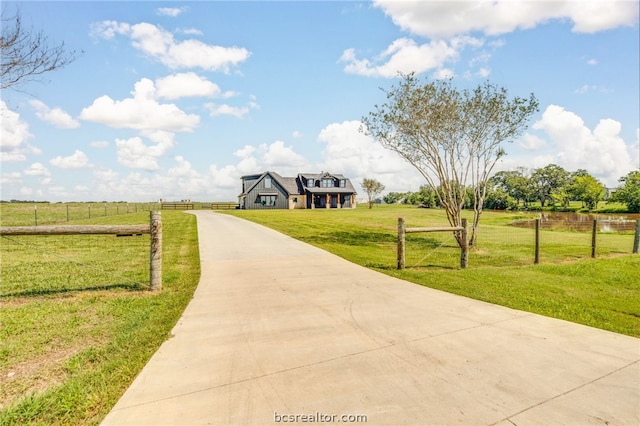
[102,211,639,425]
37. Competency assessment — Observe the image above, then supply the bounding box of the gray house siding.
[240,171,357,210]
[242,174,289,209]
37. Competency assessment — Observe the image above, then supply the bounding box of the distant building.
[239,171,357,210]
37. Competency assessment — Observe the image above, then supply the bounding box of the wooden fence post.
[150,211,162,291]
[591,219,597,258]
[397,217,405,270]
[460,218,468,269]
[534,219,540,264]
[633,219,640,254]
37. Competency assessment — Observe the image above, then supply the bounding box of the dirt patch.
[0,345,83,409]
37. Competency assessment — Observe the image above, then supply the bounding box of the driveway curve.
[102,211,639,425]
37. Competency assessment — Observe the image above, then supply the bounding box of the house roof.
[298,172,357,194]
[240,171,302,197]
[240,171,357,197]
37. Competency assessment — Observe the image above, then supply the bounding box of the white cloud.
[205,101,259,118]
[340,38,463,78]
[24,162,51,176]
[1,172,22,185]
[179,28,203,36]
[316,120,423,192]
[292,130,303,139]
[115,136,174,171]
[0,100,41,162]
[573,84,612,94]
[209,164,244,190]
[29,100,80,129]
[90,20,130,40]
[260,141,309,172]
[155,72,222,99]
[531,105,635,185]
[156,7,186,17]
[476,67,491,78]
[518,134,547,151]
[168,155,197,177]
[234,145,257,159]
[587,58,598,66]
[432,68,455,79]
[373,0,639,38]
[50,150,92,169]
[80,78,200,132]
[91,20,251,72]
[229,140,311,178]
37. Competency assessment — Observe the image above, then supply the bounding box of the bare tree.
[361,178,385,209]
[362,73,538,247]
[1,7,78,90]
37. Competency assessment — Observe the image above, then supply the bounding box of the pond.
[511,211,640,233]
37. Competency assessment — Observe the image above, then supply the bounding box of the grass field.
[0,210,200,425]
[0,203,638,424]
[221,205,640,337]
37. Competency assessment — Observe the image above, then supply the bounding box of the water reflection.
[511,212,640,232]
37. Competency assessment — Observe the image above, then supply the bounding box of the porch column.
[325,193,330,209]
[311,194,315,209]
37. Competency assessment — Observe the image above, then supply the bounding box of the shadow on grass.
[0,282,147,298]
[302,230,450,248]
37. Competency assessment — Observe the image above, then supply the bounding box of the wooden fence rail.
[397,217,468,270]
[210,202,240,210]
[0,211,162,291]
[161,203,194,210]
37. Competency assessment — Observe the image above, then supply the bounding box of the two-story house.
[239,171,357,209]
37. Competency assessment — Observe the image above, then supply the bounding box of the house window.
[257,195,277,206]
[339,179,346,188]
[307,178,315,187]
[321,178,333,188]
[264,176,272,188]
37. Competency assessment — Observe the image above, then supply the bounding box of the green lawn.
[0,211,200,425]
[222,205,640,337]
[0,203,638,424]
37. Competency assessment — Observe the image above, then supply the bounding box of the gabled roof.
[298,172,357,194]
[240,171,302,197]
[240,171,357,197]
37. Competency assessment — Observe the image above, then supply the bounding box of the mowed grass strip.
[222,205,640,337]
[0,211,200,425]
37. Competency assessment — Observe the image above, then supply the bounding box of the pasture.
[0,202,638,424]
[0,208,200,425]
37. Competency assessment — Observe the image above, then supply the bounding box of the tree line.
[382,166,640,213]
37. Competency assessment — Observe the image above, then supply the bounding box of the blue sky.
[1,1,639,202]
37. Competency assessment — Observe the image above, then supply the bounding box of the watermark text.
[274,411,367,423]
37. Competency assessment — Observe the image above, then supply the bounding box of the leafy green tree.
[361,178,385,209]
[530,164,570,207]
[383,192,403,204]
[570,174,606,210]
[610,171,640,212]
[483,187,514,210]
[362,73,538,247]
[490,169,533,207]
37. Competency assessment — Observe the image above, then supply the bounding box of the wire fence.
[400,218,639,270]
[0,233,150,297]
[0,202,162,227]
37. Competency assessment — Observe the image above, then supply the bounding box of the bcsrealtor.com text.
[274,411,367,423]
